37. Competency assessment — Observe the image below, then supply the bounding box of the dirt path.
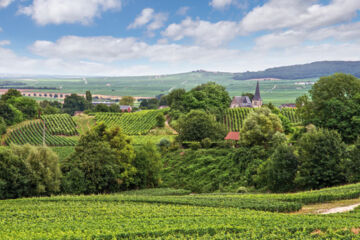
[292,198,360,215]
[165,119,178,134]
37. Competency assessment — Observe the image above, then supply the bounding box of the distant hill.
[233,61,360,80]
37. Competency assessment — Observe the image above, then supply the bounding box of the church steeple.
[252,81,263,107]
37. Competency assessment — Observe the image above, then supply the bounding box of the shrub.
[201,138,212,149]
[156,113,165,128]
[189,142,201,150]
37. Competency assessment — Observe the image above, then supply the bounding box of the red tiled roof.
[225,132,240,141]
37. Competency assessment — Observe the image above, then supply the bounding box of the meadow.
[1,185,360,239]
[2,72,317,105]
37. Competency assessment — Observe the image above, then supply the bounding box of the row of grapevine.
[41,114,78,136]
[281,108,302,124]
[95,110,161,135]
[4,120,77,146]
[223,108,253,132]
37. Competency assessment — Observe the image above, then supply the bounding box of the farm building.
[225,132,240,141]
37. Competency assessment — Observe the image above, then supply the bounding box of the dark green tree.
[85,91,92,103]
[344,137,360,183]
[0,102,23,125]
[120,96,135,106]
[0,89,22,102]
[156,113,165,127]
[177,110,226,141]
[295,128,346,189]
[63,94,87,115]
[0,117,6,135]
[8,97,39,119]
[94,103,109,112]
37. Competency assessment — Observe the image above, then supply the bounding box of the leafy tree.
[156,113,165,127]
[10,144,62,196]
[344,137,360,183]
[0,89,22,102]
[140,99,159,109]
[120,96,135,106]
[85,91,92,103]
[63,94,87,115]
[182,82,231,115]
[0,117,6,135]
[255,144,298,192]
[109,104,120,112]
[94,103,109,112]
[8,97,39,119]
[167,89,186,111]
[298,73,360,143]
[132,142,162,188]
[240,107,283,148]
[177,110,226,141]
[61,123,136,194]
[0,102,23,125]
[295,128,346,189]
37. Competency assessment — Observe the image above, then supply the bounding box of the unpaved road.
[321,203,360,214]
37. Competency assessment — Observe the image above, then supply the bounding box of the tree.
[240,107,283,148]
[167,89,186,111]
[0,102,23,125]
[140,99,159,109]
[298,73,360,143]
[109,104,120,112]
[85,91,92,103]
[63,94,87,115]
[0,145,61,199]
[132,142,162,188]
[120,96,135,106]
[8,97,39,119]
[295,128,346,190]
[0,117,6,135]
[156,113,165,127]
[61,123,136,194]
[94,103,109,112]
[0,89,22,102]
[255,144,298,192]
[344,137,360,183]
[182,82,231,115]
[177,110,226,141]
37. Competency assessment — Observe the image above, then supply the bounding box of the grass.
[1,74,317,105]
[132,135,176,145]
[72,114,96,135]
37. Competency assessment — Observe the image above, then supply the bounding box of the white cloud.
[162,17,240,47]
[176,6,189,16]
[128,8,154,29]
[0,40,10,46]
[0,0,14,8]
[241,0,360,32]
[210,0,233,9]
[128,8,168,33]
[18,0,121,25]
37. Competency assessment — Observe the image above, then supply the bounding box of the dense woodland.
[0,73,360,199]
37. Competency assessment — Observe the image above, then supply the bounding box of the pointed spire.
[253,81,261,101]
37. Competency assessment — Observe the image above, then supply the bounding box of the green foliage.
[140,98,159,109]
[280,108,301,124]
[121,188,191,196]
[240,107,283,148]
[255,144,298,192]
[344,137,360,183]
[41,114,78,136]
[201,138,212,148]
[0,117,6,135]
[132,142,162,188]
[94,103,110,112]
[177,110,226,142]
[0,102,23,125]
[0,89,22,102]
[61,123,136,194]
[63,94,87,115]
[156,112,165,127]
[295,128,346,190]
[8,97,39,119]
[95,110,163,135]
[0,145,61,199]
[85,90,92,103]
[299,73,360,143]
[120,96,135,106]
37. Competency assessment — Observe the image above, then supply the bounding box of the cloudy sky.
[1,0,360,76]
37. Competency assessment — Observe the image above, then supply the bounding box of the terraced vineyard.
[4,114,78,146]
[223,108,253,132]
[2,184,360,239]
[95,110,162,135]
[281,107,302,124]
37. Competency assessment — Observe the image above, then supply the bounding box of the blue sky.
[0,0,360,76]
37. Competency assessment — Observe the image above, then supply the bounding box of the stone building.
[230,81,263,108]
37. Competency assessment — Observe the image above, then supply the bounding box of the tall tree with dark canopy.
[63,94,87,115]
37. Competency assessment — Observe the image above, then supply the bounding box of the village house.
[230,81,263,108]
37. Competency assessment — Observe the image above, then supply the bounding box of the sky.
[1,0,360,76]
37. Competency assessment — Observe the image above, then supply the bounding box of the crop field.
[1,184,360,239]
[0,74,317,105]
[95,110,163,135]
[4,115,78,146]
[281,108,302,124]
[223,108,253,132]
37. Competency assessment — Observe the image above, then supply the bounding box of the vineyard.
[223,108,253,132]
[2,184,360,239]
[281,107,302,124]
[4,114,78,146]
[95,110,162,135]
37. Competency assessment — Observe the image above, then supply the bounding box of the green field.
[1,184,360,239]
[1,73,317,105]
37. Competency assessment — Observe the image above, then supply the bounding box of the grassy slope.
[2,185,360,239]
[1,73,317,105]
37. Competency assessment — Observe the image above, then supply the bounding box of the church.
[230,81,263,108]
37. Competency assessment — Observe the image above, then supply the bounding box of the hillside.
[233,61,360,80]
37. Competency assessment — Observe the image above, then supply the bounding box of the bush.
[344,137,360,183]
[156,113,165,128]
[0,145,61,199]
[0,117,6,135]
[236,186,248,193]
[201,138,212,148]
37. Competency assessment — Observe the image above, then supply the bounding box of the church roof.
[231,96,252,107]
[253,81,262,101]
